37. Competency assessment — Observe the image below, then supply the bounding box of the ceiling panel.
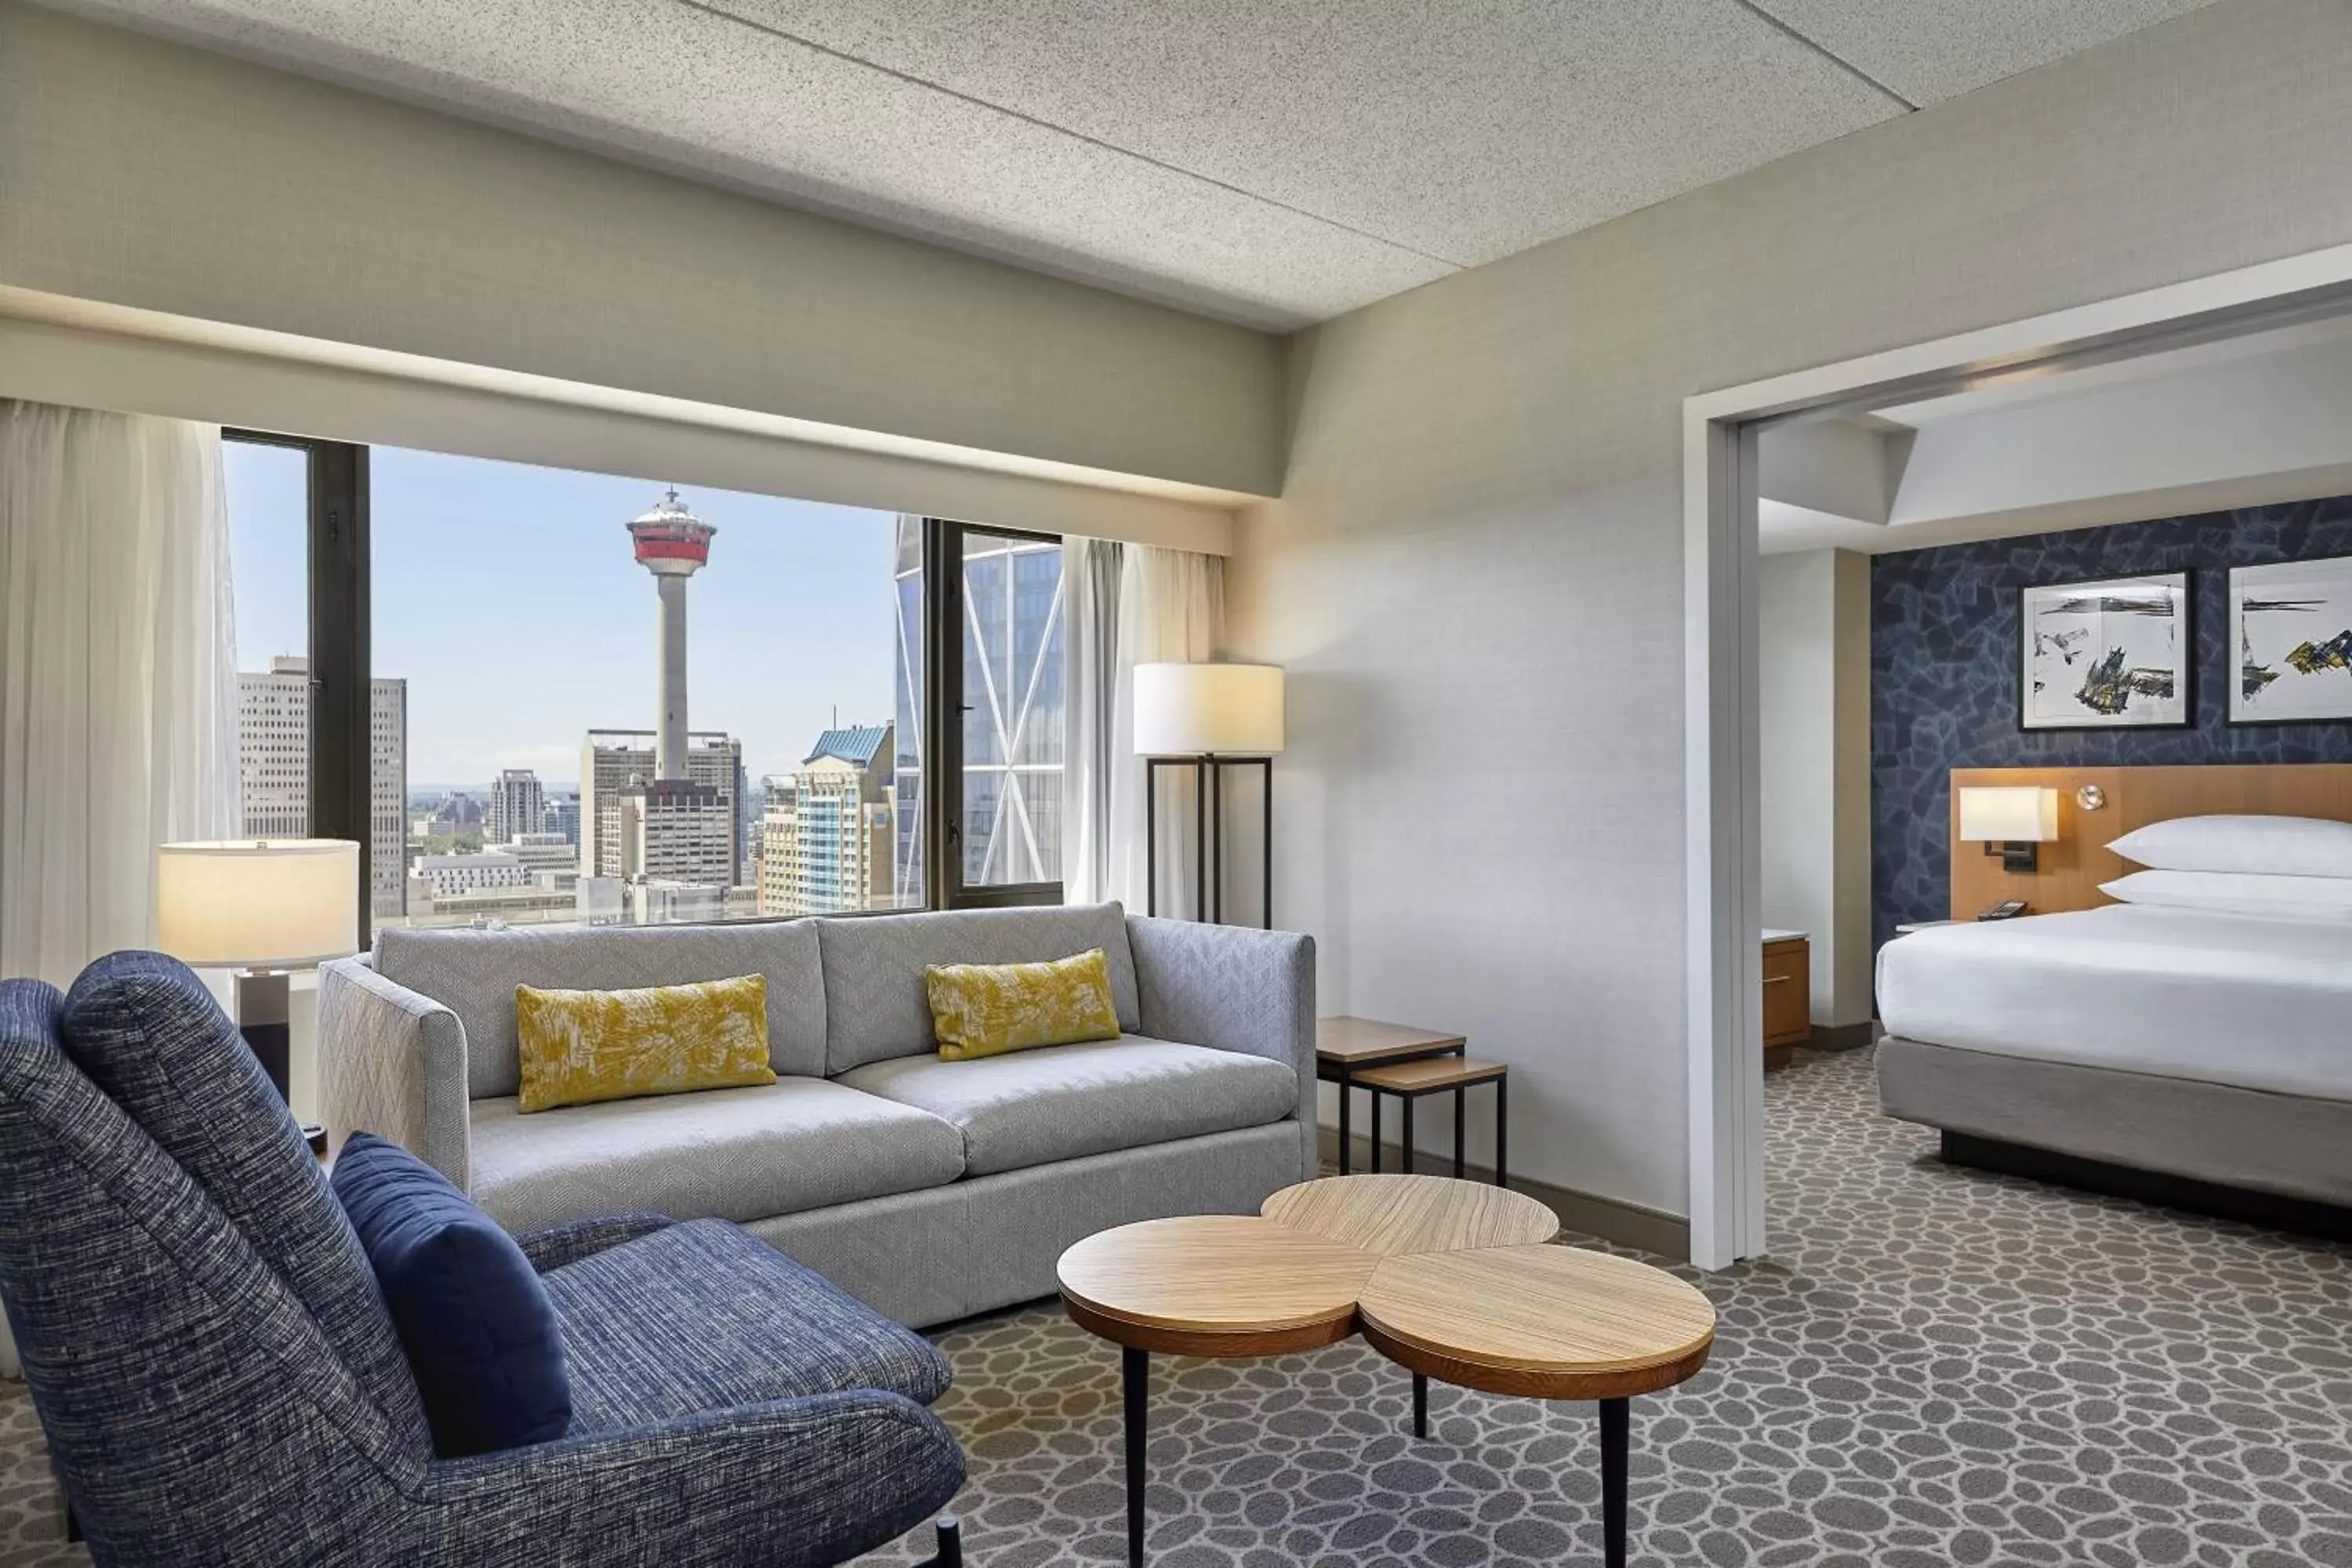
[709,0,1897,267]
[49,0,2217,328]
[1755,0,2215,106]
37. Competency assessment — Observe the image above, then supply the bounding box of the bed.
[1876,768,2352,1234]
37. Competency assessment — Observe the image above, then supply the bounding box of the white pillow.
[2106,814,2352,878]
[2101,868,2352,922]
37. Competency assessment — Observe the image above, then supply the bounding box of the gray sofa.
[320,903,1314,1327]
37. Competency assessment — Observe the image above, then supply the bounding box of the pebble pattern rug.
[5,1045,2351,1566]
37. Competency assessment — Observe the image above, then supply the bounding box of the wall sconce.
[1958,786,2060,873]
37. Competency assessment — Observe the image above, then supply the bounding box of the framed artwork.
[2230,555,2352,724]
[2018,572,2190,731]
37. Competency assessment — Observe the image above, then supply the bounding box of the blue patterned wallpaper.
[1871,495,2352,950]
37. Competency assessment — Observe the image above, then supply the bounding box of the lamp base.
[1984,840,2041,873]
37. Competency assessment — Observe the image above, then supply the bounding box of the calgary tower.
[626,488,716,782]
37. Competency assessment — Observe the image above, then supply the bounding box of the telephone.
[1976,899,2029,921]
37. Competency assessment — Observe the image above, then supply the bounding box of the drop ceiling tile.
[710,0,1901,266]
[53,0,1452,327]
[1755,0,2216,105]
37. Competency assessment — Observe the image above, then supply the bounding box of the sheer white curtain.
[0,401,241,989]
[1061,539,1223,911]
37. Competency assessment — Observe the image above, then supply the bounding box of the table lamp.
[156,839,360,1124]
[1957,786,2059,872]
[1133,662,1284,926]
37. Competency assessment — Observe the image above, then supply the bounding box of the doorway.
[1681,242,2352,1269]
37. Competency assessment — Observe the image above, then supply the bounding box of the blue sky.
[226,442,901,789]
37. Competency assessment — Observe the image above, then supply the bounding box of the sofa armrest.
[514,1212,674,1274]
[1126,916,1316,1178]
[318,955,472,1190]
[414,1389,964,1567]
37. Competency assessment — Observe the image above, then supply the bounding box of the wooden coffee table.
[1057,1175,1714,1566]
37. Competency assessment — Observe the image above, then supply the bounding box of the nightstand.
[1762,931,1810,1069]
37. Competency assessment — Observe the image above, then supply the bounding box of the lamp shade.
[155,839,361,969]
[1957,786,2059,844]
[1133,662,1285,756]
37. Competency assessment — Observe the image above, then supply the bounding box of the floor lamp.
[1135,662,1284,926]
[157,838,361,1152]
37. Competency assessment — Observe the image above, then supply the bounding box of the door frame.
[1681,241,2352,1270]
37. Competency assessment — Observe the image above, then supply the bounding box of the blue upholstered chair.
[0,952,968,1566]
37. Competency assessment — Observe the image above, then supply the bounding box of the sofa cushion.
[816,903,1139,1073]
[376,920,826,1098]
[466,1076,965,1232]
[837,1036,1298,1178]
[544,1218,949,1432]
[330,1134,571,1457]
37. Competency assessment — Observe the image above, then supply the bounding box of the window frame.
[924,516,1067,911]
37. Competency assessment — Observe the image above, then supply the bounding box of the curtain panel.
[0,401,240,989]
[1061,539,1223,913]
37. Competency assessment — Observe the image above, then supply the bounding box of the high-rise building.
[756,777,797,917]
[542,793,581,848]
[237,655,408,918]
[757,724,895,917]
[488,768,545,845]
[580,731,742,883]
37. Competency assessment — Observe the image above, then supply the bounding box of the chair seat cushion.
[467,1076,966,1232]
[837,1036,1298,1178]
[330,1133,570,1457]
[543,1218,950,1432]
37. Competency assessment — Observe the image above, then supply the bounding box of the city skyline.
[225,442,898,786]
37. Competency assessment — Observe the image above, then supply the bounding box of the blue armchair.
[0,953,967,1566]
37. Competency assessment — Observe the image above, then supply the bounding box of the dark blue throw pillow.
[330,1133,571,1457]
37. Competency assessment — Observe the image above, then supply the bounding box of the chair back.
[0,957,430,1556]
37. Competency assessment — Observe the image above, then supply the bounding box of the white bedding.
[1876,904,2352,1103]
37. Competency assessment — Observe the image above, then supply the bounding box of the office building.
[542,793,581,848]
[580,731,742,884]
[757,724,895,916]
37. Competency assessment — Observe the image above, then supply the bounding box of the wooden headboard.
[1947,764,2352,920]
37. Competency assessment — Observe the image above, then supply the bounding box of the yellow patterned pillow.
[514,975,775,1114]
[925,949,1122,1062]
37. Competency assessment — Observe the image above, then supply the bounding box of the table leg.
[1123,1346,1148,1567]
[1412,1373,1428,1439]
[1494,1076,1509,1189]
[1338,1065,1352,1174]
[1453,1086,1466,1179]
[1600,1396,1628,1568]
[1402,1093,1416,1175]
[1370,1091,1381,1174]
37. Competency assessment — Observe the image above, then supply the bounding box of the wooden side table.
[1318,1016,1501,1179]
[1351,1054,1509,1188]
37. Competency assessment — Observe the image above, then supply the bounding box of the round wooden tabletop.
[1261,1173,1559,1257]
[1056,1214,1378,1357]
[1356,1243,1716,1401]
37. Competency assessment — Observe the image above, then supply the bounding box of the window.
[223,432,376,927]
[956,528,1065,891]
[223,436,1067,929]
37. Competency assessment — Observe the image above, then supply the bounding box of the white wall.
[1230,0,2352,1220]
[1759,550,1871,1030]
[0,2,1283,499]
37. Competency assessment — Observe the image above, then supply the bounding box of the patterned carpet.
[6,1045,2352,1566]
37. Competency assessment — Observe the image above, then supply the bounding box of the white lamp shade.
[1957,786,2059,844]
[155,839,361,969]
[1133,662,1285,756]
